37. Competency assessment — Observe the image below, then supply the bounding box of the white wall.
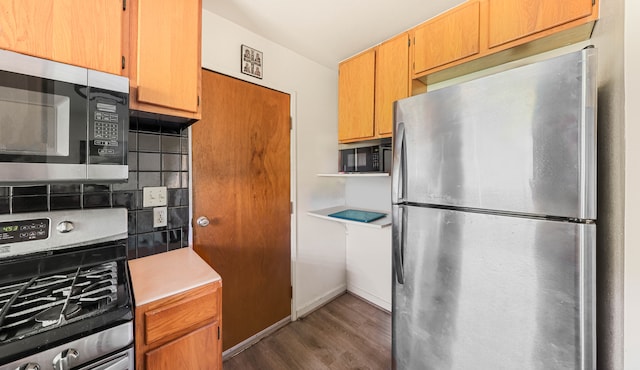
[344,176,392,310]
[345,224,392,310]
[201,10,347,318]
[625,0,639,367]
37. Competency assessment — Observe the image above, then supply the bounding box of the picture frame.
[241,44,263,79]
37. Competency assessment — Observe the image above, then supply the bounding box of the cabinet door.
[136,0,200,114]
[0,0,123,74]
[488,0,594,48]
[375,34,409,137]
[413,1,480,75]
[338,49,376,142]
[145,323,221,370]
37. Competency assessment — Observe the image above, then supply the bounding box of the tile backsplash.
[0,116,191,260]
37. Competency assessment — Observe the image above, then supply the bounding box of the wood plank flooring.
[223,293,392,370]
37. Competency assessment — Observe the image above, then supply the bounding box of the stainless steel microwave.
[339,141,392,173]
[0,49,129,184]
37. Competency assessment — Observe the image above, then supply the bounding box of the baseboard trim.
[296,284,347,318]
[222,316,291,361]
[347,287,391,313]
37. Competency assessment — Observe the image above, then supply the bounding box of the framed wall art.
[241,44,263,79]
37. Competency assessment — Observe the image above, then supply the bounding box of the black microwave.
[0,49,129,184]
[339,142,392,173]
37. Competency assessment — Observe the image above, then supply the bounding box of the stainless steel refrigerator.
[391,48,597,370]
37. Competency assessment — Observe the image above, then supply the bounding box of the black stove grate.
[0,262,118,342]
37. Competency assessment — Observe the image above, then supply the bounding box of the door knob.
[196,216,210,227]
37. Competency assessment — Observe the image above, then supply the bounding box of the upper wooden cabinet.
[488,0,594,48]
[413,1,480,75]
[128,0,202,120]
[338,34,410,143]
[375,33,410,137]
[410,0,599,85]
[0,0,125,75]
[338,49,376,142]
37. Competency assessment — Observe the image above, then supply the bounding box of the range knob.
[16,363,41,370]
[56,221,75,234]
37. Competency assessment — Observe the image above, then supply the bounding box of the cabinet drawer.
[145,323,219,370]
[144,289,218,344]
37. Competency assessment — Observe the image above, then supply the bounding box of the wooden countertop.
[128,248,221,307]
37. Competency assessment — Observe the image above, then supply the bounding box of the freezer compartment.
[392,205,595,370]
[392,48,597,220]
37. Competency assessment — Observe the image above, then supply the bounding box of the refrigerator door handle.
[392,205,405,284]
[392,122,405,204]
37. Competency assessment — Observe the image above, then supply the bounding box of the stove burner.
[34,303,81,327]
[0,262,119,342]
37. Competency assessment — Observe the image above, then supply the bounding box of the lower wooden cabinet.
[134,282,222,370]
[145,323,219,369]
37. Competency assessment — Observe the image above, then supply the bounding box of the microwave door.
[0,70,89,182]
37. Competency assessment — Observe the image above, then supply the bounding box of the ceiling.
[202,0,466,70]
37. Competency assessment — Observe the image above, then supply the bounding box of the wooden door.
[192,71,291,351]
[0,0,123,74]
[338,49,376,143]
[413,1,480,74]
[488,0,594,48]
[375,33,409,137]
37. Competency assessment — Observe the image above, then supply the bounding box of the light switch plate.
[153,207,168,228]
[143,186,167,207]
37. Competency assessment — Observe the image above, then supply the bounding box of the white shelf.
[317,173,389,177]
[307,206,391,228]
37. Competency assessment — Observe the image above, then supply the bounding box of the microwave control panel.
[88,88,128,165]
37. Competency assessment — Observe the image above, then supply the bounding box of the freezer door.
[392,205,595,370]
[393,48,597,220]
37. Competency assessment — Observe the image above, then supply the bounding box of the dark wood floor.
[223,293,391,370]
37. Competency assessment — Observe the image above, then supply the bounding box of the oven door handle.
[94,355,130,370]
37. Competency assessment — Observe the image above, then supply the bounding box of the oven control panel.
[0,218,49,245]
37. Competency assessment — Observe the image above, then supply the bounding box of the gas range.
[0,209,133,370]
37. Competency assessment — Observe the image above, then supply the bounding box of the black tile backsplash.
[139,152,161,171]
[139,172,162,188]
[138,133,161,152]
[50,184,81,194]
[13,186,47,196]
[50,195,82,211]
[12,195,48,213]
[0,197,9,214]
[0,122,191,260]
[83,192,111,209]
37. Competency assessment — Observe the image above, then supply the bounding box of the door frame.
[187,71,299,321]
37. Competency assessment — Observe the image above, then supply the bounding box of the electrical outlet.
[143,186,167,207]
[153,207,168,228]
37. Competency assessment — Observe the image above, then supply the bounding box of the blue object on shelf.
[327,209,386,223]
